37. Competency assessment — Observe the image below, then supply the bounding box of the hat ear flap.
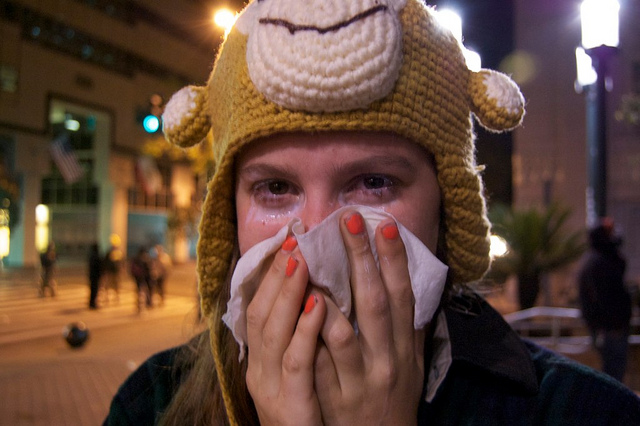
[469,69,525,132]
[162,85,211,148]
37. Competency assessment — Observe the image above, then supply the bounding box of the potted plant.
[487,203,586,309]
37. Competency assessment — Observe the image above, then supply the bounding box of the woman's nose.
[299,198,339,232]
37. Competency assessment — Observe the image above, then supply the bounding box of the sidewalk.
[0,262,203,426]
[1,265,637,425]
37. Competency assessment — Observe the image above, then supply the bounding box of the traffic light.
[142,114,160,133]
[137,93,164,134]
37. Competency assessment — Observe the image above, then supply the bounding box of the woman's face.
[235,131,441,255]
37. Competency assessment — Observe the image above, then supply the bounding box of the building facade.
[0,0,238,267]
[513,0,640,282]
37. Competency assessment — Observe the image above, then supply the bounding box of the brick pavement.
[0,263,202,426]
[1,264,637,425]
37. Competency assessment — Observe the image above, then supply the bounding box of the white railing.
[505,307,591,354]
[505,306,640,354]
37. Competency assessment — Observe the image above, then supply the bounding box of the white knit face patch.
[236,0,407,112]
[162,86,200,132]
[482,71,523,115]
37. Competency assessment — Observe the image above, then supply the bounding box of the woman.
[105,0,640,424]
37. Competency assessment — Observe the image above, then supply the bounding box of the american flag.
[49,134,84,184]
[135,156,162,195]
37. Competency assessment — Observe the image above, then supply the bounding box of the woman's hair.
[160,247,262,426]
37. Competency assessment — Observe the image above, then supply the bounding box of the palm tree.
[487,203,587,310]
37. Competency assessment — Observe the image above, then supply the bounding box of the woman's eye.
[363,176,389,190]
[267,180,289,195]
[344,174,398,205]
[251,179,298,208]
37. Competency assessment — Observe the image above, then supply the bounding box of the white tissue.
[222,205,448,359]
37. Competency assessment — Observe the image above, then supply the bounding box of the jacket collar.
[426,293,539,401]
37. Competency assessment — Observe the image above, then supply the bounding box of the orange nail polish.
[381,223,399,240]
[346,213,364,235]
[285,256,298,277]
[282,235,298,251]
[304,294,317,314]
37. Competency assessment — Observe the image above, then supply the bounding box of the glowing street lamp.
[434,9,482,72]
[579,0,620,224]
[214,8,236,35]
[581,0,620,50]
[489,234,509,258]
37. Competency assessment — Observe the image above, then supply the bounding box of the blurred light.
[110,233,121,247]
[35,204,49,253]
[489,235,508,258]
[575,47,597,88]
[500,50,537,85]
[581,0,620,49]
[150,93,163,106]
[463,49,482,72]
[35,204,49,225]
[86,115,97,131]
[214,9,236,34]
[435,9,463,42]
[0,226,9,258]
[143,115,160,133]
[0,208,9,258]
[64,119,80,131]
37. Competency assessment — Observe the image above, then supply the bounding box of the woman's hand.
[313,211,425,426]
[245,238,327,426]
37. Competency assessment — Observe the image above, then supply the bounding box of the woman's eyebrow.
[237,163,297,180]
[334,155,418,175]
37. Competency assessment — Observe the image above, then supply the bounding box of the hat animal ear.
[469,69,525,132]
[162,85,211,148]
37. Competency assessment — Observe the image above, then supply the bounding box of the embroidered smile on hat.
[162,0,524,422]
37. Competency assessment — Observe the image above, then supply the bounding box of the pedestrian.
[150,244,172,307]
[39,242,57,297]
[102,234,123,304]
[578,218,632,382]
[130,247,152,312]
[88,243,102,309]
[105,1,640,424]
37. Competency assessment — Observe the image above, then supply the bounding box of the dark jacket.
[104,294,640,425]
[578,226,631,331]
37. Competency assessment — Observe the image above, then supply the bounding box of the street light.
[434,9,482,71]
[579,0,620,225]
[213,8,236,35]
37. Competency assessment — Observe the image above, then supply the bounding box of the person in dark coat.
[130,247,153,312]
[88,243,102,309]
[39,242,57,297]
[578,218,632,382]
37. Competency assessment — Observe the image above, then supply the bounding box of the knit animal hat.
[164,0,524,315]
[163,0,524,420]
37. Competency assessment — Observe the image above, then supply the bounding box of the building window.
[128,162,172,209]
[0,64,18,93]
[41,110,99,206]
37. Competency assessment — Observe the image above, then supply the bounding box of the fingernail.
[304,294,317,314]
[346,213,364,235]
[381,223,399,240]
[282,235,298,252]
[285,256,298,277]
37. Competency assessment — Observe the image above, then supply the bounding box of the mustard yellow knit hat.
[163,0,523,421]
[164,0,524,317]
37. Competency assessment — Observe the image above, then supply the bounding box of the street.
[0,262,204,425]
[1,262,637,425]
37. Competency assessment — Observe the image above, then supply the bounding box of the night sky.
[430,0,516,207]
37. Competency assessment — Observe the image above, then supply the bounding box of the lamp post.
[579,0,620,225]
